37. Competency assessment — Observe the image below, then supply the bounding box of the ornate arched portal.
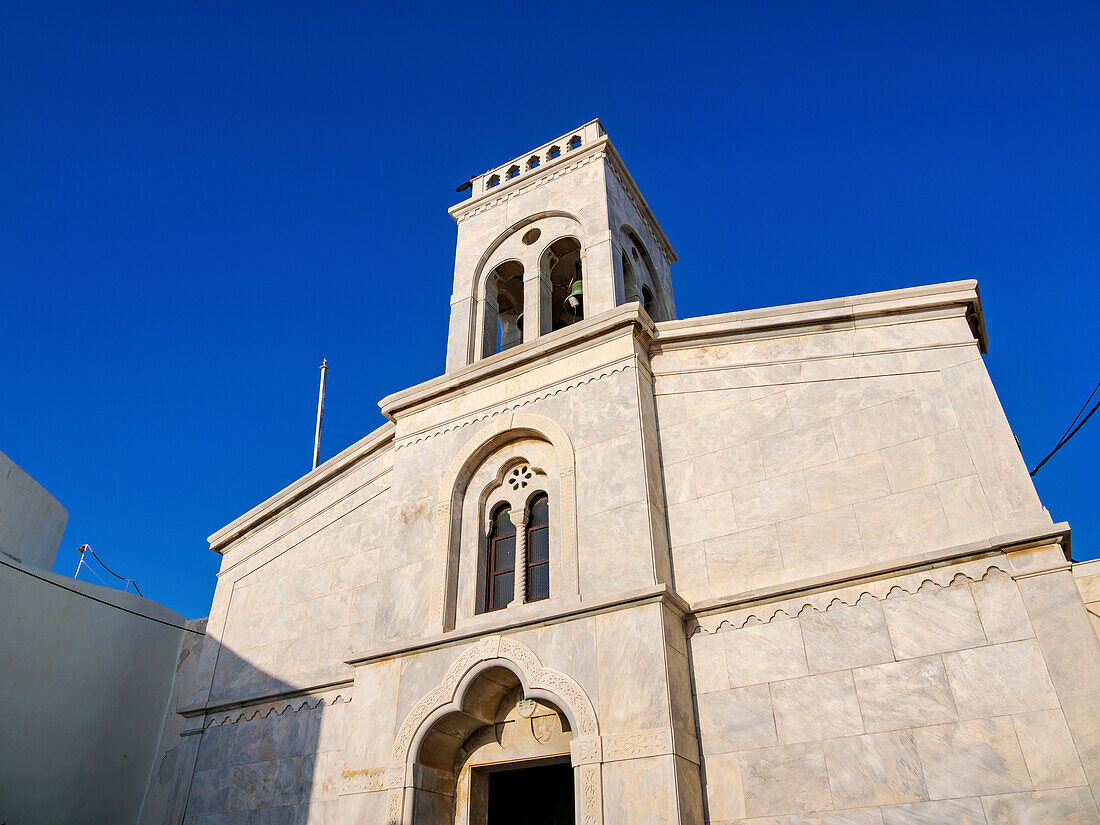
[384,635,603,825]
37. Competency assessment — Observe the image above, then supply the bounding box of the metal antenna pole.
[313,359,328,470]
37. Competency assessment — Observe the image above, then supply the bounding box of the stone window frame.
[478,460,553,615]
[429,413,579,634]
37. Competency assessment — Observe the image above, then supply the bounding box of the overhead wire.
[75,544,144,596]
[1,557,202,634]
[1030,379,1100,476]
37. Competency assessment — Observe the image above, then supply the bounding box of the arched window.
[567,135,582,150]
[508,165,521,179]
[486,505,516,612]
[482,260,524,358]
[526,494,549,602]
[547,145,561,160]
[527,155,540,170]
[621,250,638,303]
[622,227,668,322]
[487,174,500,188]
[543,237,583,332]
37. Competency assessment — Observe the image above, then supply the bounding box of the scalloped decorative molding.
[202,693,352,728]
[395,361,635,451]
[689,560,1012,637]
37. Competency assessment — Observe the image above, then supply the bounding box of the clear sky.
[2,1,1097,618]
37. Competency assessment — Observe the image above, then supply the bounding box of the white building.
[142,121,1100,825]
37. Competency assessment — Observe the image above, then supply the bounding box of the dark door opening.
[487,761,574,825]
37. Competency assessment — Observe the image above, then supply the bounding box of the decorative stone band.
[340,761,459,798]
[572,727,697,766]
[688,523,1070,637]
[395,359,636,451]
[200,692,352,729]
[569,736,602,766]
[602,728,674,763]
[577,763,603,825]
[454,150,604,224]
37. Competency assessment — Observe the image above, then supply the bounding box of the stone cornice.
[450,143,605,222]
[207,421,395,554]
[653,280,988,354]
[379,303,656,423]
[346,584,689,667]
[687,521,1069,634]
[395,359,637,450]
[601,139,677,265]
[179,676,354,720]
[447,130,677,267]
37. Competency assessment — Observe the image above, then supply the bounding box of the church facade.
[142,121,1100,825]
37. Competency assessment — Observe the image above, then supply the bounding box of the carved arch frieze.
[385,634,602,825]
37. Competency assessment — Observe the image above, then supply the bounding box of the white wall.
[0,555,193,825]
[0,448,68,569]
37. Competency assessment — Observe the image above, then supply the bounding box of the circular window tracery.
[507,464,534,491]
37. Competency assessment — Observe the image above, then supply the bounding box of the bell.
[516,312,524,332]
[565,279,584,314]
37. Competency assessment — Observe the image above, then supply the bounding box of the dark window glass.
[494,507,514,534]
[492,571,514,610]
[526,494,550,602]
[487,505,516,612]
[494,534,515,571]
[527,561,549,602]
[530,494,548,525]
[528,526,549,563]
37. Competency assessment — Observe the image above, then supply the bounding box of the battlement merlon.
[448,119,677,267]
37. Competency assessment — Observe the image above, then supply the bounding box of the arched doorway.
[425,668,573,825]
[387,636,603,825]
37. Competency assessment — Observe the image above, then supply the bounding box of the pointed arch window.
[486,505,516,612]
[526,494,550,602]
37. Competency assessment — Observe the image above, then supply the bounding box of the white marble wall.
[654,312,1049,604]
[181,690,351,824]
[1074,559,1100,642]
[689,559,1097,824]
[204,445,392,705]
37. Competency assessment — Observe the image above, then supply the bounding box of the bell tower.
[444,119,678,372]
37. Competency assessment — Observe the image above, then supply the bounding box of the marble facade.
[142,121,1100,825]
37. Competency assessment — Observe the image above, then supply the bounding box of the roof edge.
[207,420,396,554]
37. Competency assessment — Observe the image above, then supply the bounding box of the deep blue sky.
[2,2,1097,618]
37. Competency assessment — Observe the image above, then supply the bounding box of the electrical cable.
[0,556,202,634]
[1056,380,1100,447]
[1030,381,1100,476]
[85,545,144,596]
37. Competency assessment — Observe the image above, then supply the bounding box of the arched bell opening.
[542,237,583,332]
[482,261,525,358]
[620,226,669,322]
[409,666,577,825]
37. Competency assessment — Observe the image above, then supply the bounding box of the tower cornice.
[448,122,677,267]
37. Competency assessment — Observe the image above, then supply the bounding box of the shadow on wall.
[141,638,338,825]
